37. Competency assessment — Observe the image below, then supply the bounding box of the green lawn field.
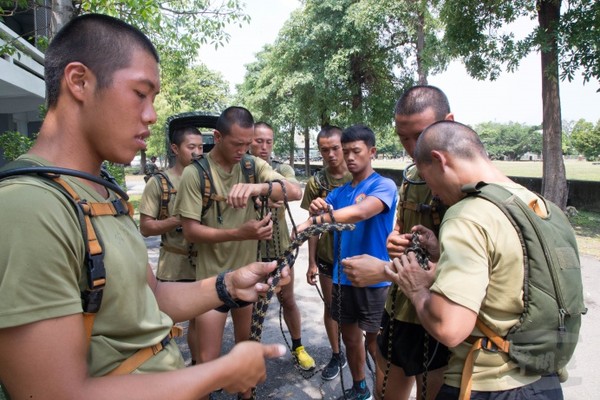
[371,158,600,181]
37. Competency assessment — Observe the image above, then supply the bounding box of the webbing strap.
[161,243,197,257]
[460,319,511,400]
[157,174,176,220]
[52,176,133,346]
[53,177,104,259]
[81,200,133,218]
[83,313,95,348]
[105,326,183,376]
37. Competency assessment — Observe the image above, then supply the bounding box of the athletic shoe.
[337,386,372,400]
[321,352,348,380]
[293,345,316,370]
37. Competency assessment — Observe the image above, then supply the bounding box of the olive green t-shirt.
[174,153,285,279]
[259,161,298,259]
[139,170,195,281]
[431,182,544,391]
[300,168,352,264]
[0,155,182,377]
[385,166,441,323]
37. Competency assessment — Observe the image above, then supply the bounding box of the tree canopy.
[440,0,600,208]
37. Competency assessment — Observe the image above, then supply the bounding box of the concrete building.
[0,5,49,165]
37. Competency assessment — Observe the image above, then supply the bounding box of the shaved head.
[415,121,487,164]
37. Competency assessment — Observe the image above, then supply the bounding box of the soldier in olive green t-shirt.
[0,17,288,400]
[174,107,302,400]
[387,121,568,399]
[250,122,315,371]
[139,126,203,366]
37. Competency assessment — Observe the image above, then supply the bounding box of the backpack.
[398,164,445,232]
[459,182,586,398]
[0,161,133,345]
[313,168,346,199]
[191,154,256,224]
[144,171,176,221]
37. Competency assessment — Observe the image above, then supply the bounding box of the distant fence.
[296,164,600,212]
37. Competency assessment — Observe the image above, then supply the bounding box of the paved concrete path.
[130,176,599,400]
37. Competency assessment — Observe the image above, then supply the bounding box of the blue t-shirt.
[327,172,397,287]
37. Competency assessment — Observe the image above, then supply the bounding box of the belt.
[106,325,183,376]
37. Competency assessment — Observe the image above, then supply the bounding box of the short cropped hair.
[316,125,343,146]
[415,121,487,164]
[395,85,451,121]
[341,124,376,148]
[254,121,274,132]
[171,126,202,146]
[215,106,254,136]
[45,13,159,109]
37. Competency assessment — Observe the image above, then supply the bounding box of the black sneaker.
[336,386,372,400]
[321,352,348,380]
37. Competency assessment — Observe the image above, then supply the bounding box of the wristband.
[216,271,240,309]
[320,215,326,224]
[328,205,336,223]
[312,215,318,225]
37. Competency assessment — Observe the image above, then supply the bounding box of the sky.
[197,0,599,126]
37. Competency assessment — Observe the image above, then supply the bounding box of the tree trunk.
[416,8,427,85]
[50,0,73,37]
[303,126,310,176]
[288,121,296,167]
[538,0,568,209]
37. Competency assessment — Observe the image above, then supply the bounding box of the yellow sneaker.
[293,345,316,370]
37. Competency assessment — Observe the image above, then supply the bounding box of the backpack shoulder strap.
[241,154,256,184]
[191,155,224,224]
[0,162,133,346]
[151,171,176,220]
[313,168,331,198]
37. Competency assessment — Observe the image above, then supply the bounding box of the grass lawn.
[370,158,600,181]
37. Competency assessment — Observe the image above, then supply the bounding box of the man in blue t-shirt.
[298,124,397,400]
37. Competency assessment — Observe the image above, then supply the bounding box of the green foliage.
[571,119,600,161]
[79,0,250,79]
[441,0,599,86]
[0,131,35,162]
[238,0,449,160]
[146,62,230,160]
[103,162,126,187]
[475,122,543,160]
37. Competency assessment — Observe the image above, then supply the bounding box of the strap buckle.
[81,288,103,313]
[480,337,499,353]
[111,198,130,215]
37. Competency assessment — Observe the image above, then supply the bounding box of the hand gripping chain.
[381,232,431,400]
[250,222,355,342]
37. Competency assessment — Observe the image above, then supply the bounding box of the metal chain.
[407,232,430,400]
[335,226,348,400]
[249,222,355,400]
[381,232,430,400]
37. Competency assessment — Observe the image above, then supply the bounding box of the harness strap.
[157,174,176,220]
[460,319,511,400]
[105,326,184,376]
[161,243,197,257]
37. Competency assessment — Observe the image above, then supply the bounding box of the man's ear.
[431,150,447,169]
[63,62,92,102]
[444,113,455,122]
[213,129,222,143]
[370,146,377,159]
[170,143,179,156]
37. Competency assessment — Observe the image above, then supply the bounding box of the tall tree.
[351,0,449,85]
[441,0,600,209]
